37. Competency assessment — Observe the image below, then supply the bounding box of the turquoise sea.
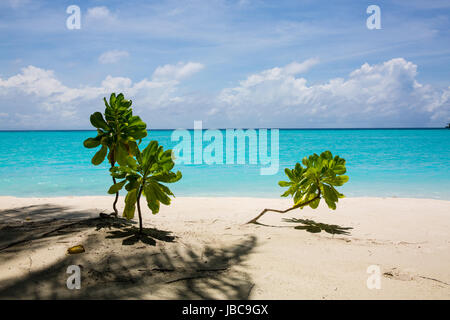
[0,129,449,199]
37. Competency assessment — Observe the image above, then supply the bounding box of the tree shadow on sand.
[105,226,175,246]
[0,205,136,254]
[283,218,353,235]
[0,204,257,299]
[0,204,92,222]
[0,231,257,299]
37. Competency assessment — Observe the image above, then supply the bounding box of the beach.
[0,196,449,299]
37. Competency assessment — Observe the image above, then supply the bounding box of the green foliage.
[83,93,148,167]
[278,151,349,210]
[109,140,182,220]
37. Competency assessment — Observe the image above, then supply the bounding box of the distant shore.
[0,196,449,299]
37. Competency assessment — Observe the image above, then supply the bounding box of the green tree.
[247,151,349,224]
[109,140,182,234]
[83,93,147,217]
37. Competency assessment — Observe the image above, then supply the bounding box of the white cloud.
[283,58,320,75]
[0,62,205,129]
[152,62,204,81]
[98,50,129,64]
[86,6,111,20]
[0,65,66,97]
[238,58,318,88]
[218,58,450,127]
[0,59,448,129]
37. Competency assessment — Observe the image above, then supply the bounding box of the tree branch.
[246,191,321,225]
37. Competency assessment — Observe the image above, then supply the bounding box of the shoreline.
[0,196,449,299]
[2,195,450,201]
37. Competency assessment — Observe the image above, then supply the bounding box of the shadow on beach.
[105,226,176,246]
[0,204,135,255]
[0,205,257,299]
[283,218,353,235]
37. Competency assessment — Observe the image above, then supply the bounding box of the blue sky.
[0,0,449,129]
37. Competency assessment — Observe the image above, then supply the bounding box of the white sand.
[0,196,449,299]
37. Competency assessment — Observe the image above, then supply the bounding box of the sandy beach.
[0,196,449,299]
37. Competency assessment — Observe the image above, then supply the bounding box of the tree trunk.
[111,176,119,217]
[136,186,144,235]
[110,157,119,217]
[246,193,321,224]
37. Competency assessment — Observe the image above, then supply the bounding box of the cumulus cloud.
[0,58,448,129]
[218,58,450,127]
[85,6,117,27]
[0,62,205,129]
[152,62,205,81]
[98,50,129,64]
[0,65,103,105]
[236,58,318,88]
[86,6,111,20]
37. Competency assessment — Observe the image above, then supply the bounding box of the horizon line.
[0,127,448,132]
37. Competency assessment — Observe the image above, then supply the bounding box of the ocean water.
[0,129,449,200]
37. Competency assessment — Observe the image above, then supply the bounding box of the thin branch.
[246,191,321,225]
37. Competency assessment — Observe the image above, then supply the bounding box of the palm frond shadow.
[283,218,353,235]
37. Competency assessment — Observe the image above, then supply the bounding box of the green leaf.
[108,180,127,194]
[142,140,159,167]
[331,175,349,186]
[302,157,309,166]
[324,197,337,210]
[150,182,171,205]
[284,168,295,181]
[156,183,175,197]
[123,188,137,220]
[83,137,101,148]
[143,184,160,214]
[333,165,346,174]
[109,93,117,108]
[120,99,132,109]
[126,155,137,169]
[281,187,293,197]
[90,112,109,130]
[128,140,139,156]
[153,171,182,183]
[278,180,292,187]
[309,197,320,209]
[322,184,338,202]
[115,142,130,166]
[91,145,107,165]
[320,150,332,160]
[293,190,304,204]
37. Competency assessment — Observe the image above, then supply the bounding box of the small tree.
[247,151,349,224]
[108,140,182,234]
[83,93,147,217]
